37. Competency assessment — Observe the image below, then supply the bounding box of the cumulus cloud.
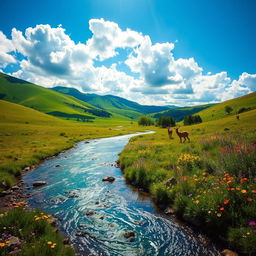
[87,18,144,60]
[0,19,255,106]
[125,36,179,87]
[0,31,16,67]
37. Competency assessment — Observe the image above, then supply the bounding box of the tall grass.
[118,112,256,254]
[0,207,74,256]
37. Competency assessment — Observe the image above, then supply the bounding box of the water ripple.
[24,133,220,256]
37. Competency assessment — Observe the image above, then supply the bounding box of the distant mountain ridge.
[0,72,111,120]
[51,86,171,118]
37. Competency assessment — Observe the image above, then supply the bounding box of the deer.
[175,127,190,143]
[167,127,174,140]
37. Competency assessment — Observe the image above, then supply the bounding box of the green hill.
[198,92,256,122]
[51,86,170,119]
[151,104,214,121]
[0,73,111,120]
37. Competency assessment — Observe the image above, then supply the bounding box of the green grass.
[0,72,111,120]
[0,100,145,190]
[0,207,74,256]
[118,108,256,254]
[198,91,256,122]
[52,86,169,119]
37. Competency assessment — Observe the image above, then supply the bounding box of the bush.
[183,115,202,125]
[156,116,176,128]
[138,116,154,126]
[225,105,233,115]
[237,107,252,114]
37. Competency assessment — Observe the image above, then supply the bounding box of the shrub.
[225,105,233,115]
[156,116,176,128]
[138,116,154,126]
[183,115,202,125]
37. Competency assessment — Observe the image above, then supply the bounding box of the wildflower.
[231,188,235,191]
[47,241,53,245]
[217,213,222,217]
[5,240,11,244]
[249,221,256,227]
[0,243,5,247]
[247,198,253,202]
[220,207,225,211]
[195,200,200,204]
[223,200,229,204]
[241,189,247,194]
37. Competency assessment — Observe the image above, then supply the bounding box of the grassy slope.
[0,100,144,189]
[198,92,256,122]
[151,103,215,121]
[118,109,256,254]
[51,86,169,119]
[0,73,110,119]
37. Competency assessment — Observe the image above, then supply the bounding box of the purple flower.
[9,248,22,254]
[249,221,256,226]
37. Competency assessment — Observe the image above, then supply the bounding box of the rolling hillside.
[197,91,256,122]
[0,73,111,120]
[152,104,214,121]
[52,86,170,119]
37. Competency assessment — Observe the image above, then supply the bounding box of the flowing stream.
[23,132,220,256]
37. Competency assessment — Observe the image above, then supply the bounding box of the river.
[23,132,220,256]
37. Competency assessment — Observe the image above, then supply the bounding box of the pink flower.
[248,221,256,226]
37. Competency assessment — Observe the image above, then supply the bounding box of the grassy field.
[198,92,256,122]
[0,100,144,190]
[0,72,111,120]
[118,109,256,254]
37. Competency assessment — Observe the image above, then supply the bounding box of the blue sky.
[0,0,255,105]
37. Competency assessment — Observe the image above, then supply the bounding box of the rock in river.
[102,176,115,182]
[32,181,47,187]
[84,210,95,216]
[124,230,135,239]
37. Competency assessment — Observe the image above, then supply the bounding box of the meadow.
[0,100,144,190]
[118,109,256,255]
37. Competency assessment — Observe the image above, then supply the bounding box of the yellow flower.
[47,241,53,245]
[195,200,200,204]
[5,241,11,244]
[241,189,247,194]
[51,245,56,249]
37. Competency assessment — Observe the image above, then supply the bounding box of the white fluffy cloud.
[87,18,144,60]
[0,31,16,67]
[0,19,255,106]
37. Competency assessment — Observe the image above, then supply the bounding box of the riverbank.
[0,110,147,191]
[21,132,220,256]
[118,111,256,255]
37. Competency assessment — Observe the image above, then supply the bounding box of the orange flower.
[247,198,253,202]
[231,188,235,191]
[220,207,225,211]
[217,213,222,217]
[223,200,229,204]
[241,189,247,194]
[0,243,5,247]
